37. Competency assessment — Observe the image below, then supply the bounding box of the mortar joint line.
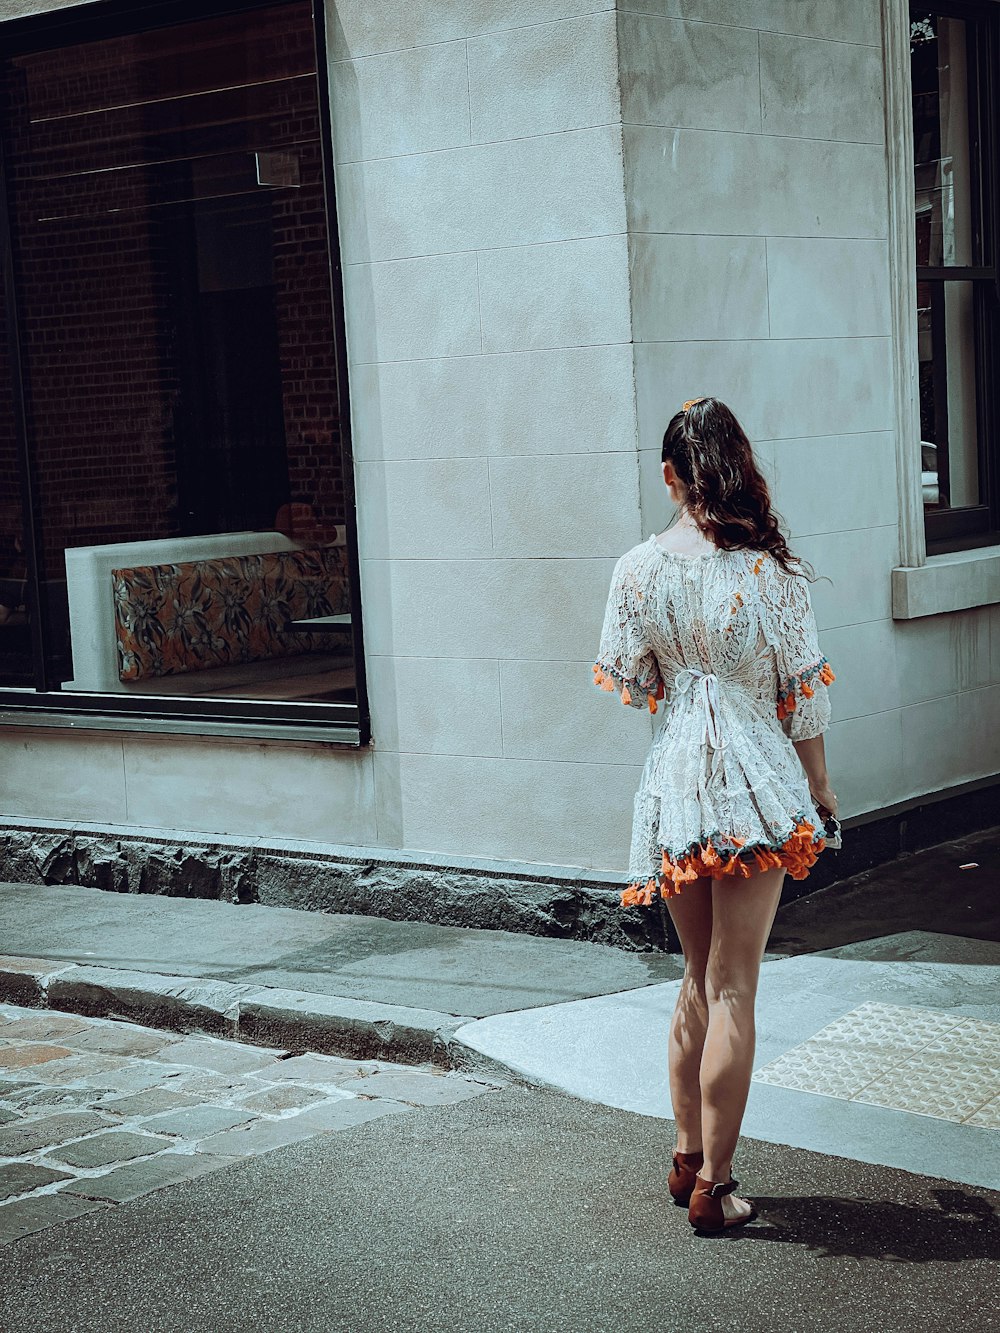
[756,28,764,134]
[475,250,484,354]
[464,38,473,144]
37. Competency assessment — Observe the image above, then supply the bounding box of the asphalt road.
[2,1085,998,1333]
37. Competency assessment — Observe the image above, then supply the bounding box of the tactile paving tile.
[965,1098,1000,1129]
[852,1052,999,1122]
[752,1002,1000,1125]
[751,1045,878,1099]
[805,1001,967,1054]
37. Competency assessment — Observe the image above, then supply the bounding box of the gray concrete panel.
[455,946,1000,1190]
[0,883,681,1019]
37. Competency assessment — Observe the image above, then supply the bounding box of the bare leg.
[664,879,713,1153]
[700,867,785,1185]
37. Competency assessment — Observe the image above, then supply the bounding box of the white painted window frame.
[884,0,1000,617]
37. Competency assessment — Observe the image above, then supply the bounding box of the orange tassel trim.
[776,659,835,720]
[593,663,665,714]
[621,819,825,907]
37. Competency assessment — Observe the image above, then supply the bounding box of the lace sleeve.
[592,553,665,713]
[764,559,835,740]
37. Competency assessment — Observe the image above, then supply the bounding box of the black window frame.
[911,0,1000,556]
[0,0,369,746]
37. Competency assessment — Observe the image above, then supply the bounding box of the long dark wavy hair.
[662,397,812,578]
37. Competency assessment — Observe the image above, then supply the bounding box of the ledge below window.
[0,694,365,746]
[892,545,1000,618]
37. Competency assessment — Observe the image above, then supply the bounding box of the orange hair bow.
[682,397,707,412]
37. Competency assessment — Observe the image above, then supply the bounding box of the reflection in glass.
[1,3,354,706]
[911,12,985,516]
[911,14,976,268]
[917,280,980,510]
[0,314,32,688]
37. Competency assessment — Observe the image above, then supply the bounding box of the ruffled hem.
[593,661,665,714]
[776,659,835,720]
[620,817,825,907]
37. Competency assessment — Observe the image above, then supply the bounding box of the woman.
[592,397,838,1234]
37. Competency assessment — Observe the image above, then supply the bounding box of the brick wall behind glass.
[270,80,345,533]
[6,46,178,581]
[0,313,21,573]
[4,28,344,582]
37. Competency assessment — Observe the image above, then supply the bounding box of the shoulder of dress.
[615,537,657,571]
[756,553,818,610]
[751,549,804,576]
[735,548,771,578]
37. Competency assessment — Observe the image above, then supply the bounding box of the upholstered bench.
[63,532,350,696]
[112,546,350,684]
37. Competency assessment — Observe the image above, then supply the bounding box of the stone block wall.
[618,0,1000,821]
[0,0,997,877]
[328,0,654,868]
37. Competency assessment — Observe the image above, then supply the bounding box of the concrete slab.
[0,1014,91,1040]
[768,827,1000,954]
[819,930,1000,965]
[0,882,681,1018]
[0,1044,72,1069]
[98,1088,202,1118]
[0,1162,71,1201]
[455,935,1000,1191]
[137,1106,255,1140]
[47,1131,174,1169]
[0,1111,112,1157]
[195,1096,410,1156]
[0,1192,108,1244]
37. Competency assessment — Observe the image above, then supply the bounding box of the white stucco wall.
[328,0,653,869]
[0,0,997,868]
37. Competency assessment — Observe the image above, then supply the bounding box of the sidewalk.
[0,880,683,1070]
[2,825,998,1188]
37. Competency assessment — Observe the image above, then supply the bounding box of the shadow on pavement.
[769,826,1000,957]
[721,1187,1000,1261]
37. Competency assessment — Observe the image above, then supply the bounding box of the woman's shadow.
[709,1188,999,1261]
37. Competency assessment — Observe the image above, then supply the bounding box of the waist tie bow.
[673,667,728,779]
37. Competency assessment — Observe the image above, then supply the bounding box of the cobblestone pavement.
[0,1002,496,1245]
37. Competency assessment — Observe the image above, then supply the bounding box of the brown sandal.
[687,1173,758,1233]
[667,1149,704,1206]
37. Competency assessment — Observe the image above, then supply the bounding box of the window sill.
[892,544,1000,619]
[0,707,362,747]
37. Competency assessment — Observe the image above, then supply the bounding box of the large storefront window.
[0,0,365,739]
[911,5,1000,552]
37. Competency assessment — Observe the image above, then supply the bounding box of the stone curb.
[0,819,674,952]
[0,955,476,1070]
[2,785,999,957]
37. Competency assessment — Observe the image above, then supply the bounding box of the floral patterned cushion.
[112,546,349,682]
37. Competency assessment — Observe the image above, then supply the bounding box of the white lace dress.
[593,534,836,906]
